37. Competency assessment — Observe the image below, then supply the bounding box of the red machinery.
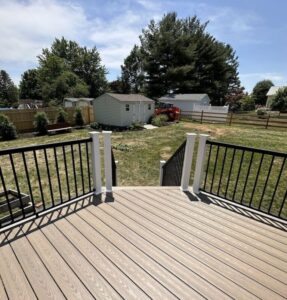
[155,102,180,121]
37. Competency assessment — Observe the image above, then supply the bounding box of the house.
[93,93,155,126]
[159,93,210,112]
[266,86,286,107]
[18,99,44,109]
[64,98,94,108]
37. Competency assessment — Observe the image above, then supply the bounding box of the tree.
[121,13,240,103]
[121,45,144,93]
[270,87,287,111]
[240,95,255,111]
[251,80,274,106]
[0,70,19,106]
[224,86,246,112]
[108,78,127,93]
[19,69,42,99]
[38,37,107,98]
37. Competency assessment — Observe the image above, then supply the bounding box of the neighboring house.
[266,86,286,108]
[159,93,210,112]
[64,98,94,108]
[18,99,43,109]
[93,93,155,127]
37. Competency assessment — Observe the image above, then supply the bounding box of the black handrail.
[162,140,186,186]
[0,138,93,228]
[202,140,287,220]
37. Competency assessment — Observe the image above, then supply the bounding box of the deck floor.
[0,187,287,299]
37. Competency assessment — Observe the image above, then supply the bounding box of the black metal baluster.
[268,157,286,214]
[22,152,37,214]
[9,153,25,219]
[240,151,254,204]
[86,141,92,192]
[78,143,85,194]
[232,150,245,202]
[44,148,54,207]
[224,148,236,199]
[249,153,264,208]
[278,188,287,218]
[54,147,63,204]
[71,144,78,197]
[217,147,227,196]
[0,166,14,223]
[258,155,274,210]
[33,150,45,210]
[210,145,220,193]
[62,145,71,201]
[203,144,212,190]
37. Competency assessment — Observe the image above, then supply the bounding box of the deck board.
[0,187,287,300]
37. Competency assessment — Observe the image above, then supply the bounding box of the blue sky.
[0,0,286,92]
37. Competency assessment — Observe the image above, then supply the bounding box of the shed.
[266,86,286,107]
[64,98,94,108]
[159,94,210,112]
[93,93,155,127]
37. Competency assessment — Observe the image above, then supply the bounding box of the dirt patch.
[182,123,235,138]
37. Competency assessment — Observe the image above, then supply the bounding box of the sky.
[0,0,286,92]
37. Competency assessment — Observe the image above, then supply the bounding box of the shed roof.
[107,93,154,103]
[64,98,94,102]
[159,94,209,102]
[266,86,286,96]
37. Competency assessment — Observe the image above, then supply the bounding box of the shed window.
[125,104,130,111]
[148,104,151,110]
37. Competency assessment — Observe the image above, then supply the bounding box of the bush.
[74,108,84,127]
[129,122,143,130]
[34,112,49,135]
[240,95,255,111]
[90,122,100,130]
[151,114,168,127]
[0,114,17,140]
[270,87,287,112]
[256,108,268,118]
[56,108,68,123]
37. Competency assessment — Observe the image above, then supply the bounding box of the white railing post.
[159,160,166,186]
[180,133,197,191]
[90,131,102,195]
[103,131,113,193]
[193,134,210,194]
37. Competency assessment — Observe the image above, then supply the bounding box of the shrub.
[56,108,68,123]
[34,112,49,135]
[151,114,168,127]
[240,95,255,111]
[270,87,287,112]
[0,114,17,140]
[74,108,84,127]
[256,108,268,118]
[90,122,100,130]
[129,122,143,130]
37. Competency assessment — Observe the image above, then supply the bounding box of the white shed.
[159,94,210,112]
[93,93,155,127]
[266,86,286,108]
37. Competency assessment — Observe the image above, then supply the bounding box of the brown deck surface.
[0,187,287,299]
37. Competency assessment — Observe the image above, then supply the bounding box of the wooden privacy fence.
[1,106,94,133]
[180,111,287,130]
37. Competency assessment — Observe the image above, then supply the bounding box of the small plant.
[90,122,100,130]
[129,122,143,131]
[151,114,168,127]
[0,114,17,140]
[56,108,68,123]
[113,143,130,152]
[74,108,84,127]
[256,108,267,118]
[34,112,49,135]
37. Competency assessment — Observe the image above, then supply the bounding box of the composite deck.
[0,187,287,299]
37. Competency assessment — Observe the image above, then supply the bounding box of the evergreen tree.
[0,70,19,106]
[251,80,274,106]
[121,13,240,104]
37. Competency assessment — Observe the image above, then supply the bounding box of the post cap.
[186,133,197,136]
[102,131,112,134]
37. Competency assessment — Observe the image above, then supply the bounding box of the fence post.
[90,131,102,195]
[265,114,270,129]
[229,112,233,126]
[159,160,166,186]
[103,131,113,193]
[193,134,210,194]
[200,110,204,124]
[180,133,197,191]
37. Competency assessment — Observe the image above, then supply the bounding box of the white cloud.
[0,0,88,63]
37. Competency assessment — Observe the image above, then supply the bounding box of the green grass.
[0,122,286,219]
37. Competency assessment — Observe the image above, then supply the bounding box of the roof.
[106,93,154,103]
[64,98,94,102]
[159,93,209,102]
[267,86,286,96]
